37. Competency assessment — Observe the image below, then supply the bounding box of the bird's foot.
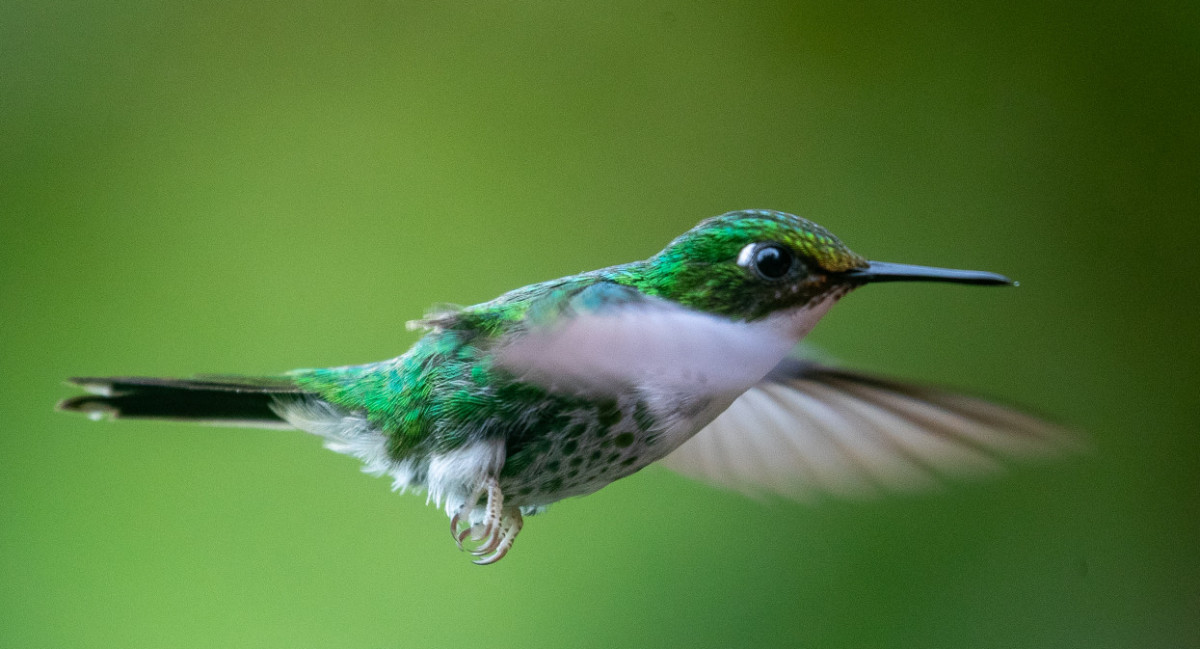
[449,477,524,564]
[450,476,501,549]
[471,509,522,565]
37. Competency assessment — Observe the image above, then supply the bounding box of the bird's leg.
[450,476,503,552]
[472,508,523,565]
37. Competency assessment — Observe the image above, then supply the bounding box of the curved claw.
[472,510,523,565]
[469,535,501,556]
[450,511,467,549]
[456,525,479,546]
[446,477,524,564]
[468,520,505,556]
[449,477,506,553]
[452,513,491,551]
[455,518,506,556]
[449,483,488,550]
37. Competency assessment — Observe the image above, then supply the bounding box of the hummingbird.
[60,210,1074,564]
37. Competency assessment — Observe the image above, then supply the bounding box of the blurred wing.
[494,282,796,397]
[658,358,1082,501]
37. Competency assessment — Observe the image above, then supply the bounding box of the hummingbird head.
[630,210,1012,321]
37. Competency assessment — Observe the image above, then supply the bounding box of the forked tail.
[58,376,314,429]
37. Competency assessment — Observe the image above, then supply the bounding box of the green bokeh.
[2,2,1197,648]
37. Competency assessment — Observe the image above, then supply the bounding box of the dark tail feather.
[59,376,314,429]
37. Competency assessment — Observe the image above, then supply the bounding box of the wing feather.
[658,360,1081,500]
[494,282,795,396]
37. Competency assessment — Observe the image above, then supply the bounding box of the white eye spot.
[736,243,757,268]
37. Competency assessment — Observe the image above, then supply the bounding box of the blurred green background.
[2,1,1197,648]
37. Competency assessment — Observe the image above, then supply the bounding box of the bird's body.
[62,210,1075,563]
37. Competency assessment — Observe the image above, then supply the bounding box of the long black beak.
[842,261,1014,286]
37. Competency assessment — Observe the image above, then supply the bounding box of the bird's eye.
[752,244,793,279]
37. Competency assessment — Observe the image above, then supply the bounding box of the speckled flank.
[500,393,664,506]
